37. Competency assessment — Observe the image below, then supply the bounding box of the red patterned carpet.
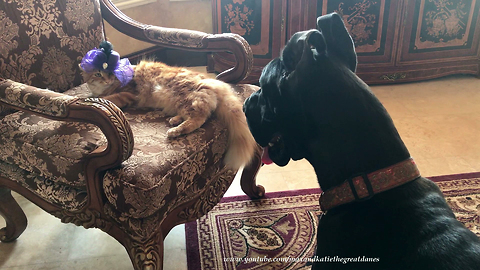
[185,172,480,270]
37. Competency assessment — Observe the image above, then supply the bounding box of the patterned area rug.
[185,172,480,270]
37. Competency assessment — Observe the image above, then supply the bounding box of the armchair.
[0,1,264,269]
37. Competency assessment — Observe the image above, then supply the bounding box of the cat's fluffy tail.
[202,79,257,170]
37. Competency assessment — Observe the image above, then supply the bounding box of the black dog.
[243,13,480,270]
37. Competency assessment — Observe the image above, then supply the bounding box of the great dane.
[243,12,480,270]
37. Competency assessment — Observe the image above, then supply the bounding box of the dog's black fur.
[243,12,480,270]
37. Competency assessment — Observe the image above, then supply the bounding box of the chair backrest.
[0,0,105,92]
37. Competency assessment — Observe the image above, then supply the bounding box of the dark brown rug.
[185,172,480,269]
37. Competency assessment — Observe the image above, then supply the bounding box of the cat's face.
[81,68,116,97]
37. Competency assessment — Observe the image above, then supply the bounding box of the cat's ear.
[79,63,85,71]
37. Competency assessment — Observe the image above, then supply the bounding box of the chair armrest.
[100,0,253,84]
[0,79,134,208]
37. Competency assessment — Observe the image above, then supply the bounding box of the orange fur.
[81,61,256,169]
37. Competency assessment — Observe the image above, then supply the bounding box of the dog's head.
[282,13,357,76]
[243,13,358,167]
[244,12,408,180]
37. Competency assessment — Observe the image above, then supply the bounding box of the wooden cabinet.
[391,0,480,83]
[210,0,480,84]
[210,0,285,82]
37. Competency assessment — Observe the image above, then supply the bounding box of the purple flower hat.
[80,41,134,86]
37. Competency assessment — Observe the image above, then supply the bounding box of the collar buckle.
[347,173,375,202]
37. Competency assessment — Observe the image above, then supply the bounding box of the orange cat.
[80,42,256,169]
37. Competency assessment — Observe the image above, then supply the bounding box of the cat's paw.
[167,127,183,138]
[168,116,183,126]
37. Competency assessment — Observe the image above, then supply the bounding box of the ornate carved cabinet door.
[285,0,318,42]
[397,0,480,81]
[210,0,480,84]
[211,0,284,83]
[316,0,402,83]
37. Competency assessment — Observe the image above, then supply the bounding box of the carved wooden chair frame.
[0,1,264,269]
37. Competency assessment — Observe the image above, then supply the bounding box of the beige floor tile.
[414,156,477,177]
[376,99,415,118]
[0,255,133,270]
[0,202,76,267]
[247,172,286,193]
[280,170,319,191]
[65,227,127,261]
[281,159,316,172]
[368,85,397,99]
[399,123,480,162]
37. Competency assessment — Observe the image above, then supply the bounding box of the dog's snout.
[243,95,254,114]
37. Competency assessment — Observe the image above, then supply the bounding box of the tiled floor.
[1,74,480,269]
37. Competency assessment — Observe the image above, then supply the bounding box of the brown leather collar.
[319,158,420,212]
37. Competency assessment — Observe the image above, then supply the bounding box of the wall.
[104,0,213,56]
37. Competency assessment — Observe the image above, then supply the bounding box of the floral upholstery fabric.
[0,111,105,186]
[0,80,260,217]
[105,162,237,239]
[0,83,107,187]
[0,160,88,211]
[0,0,104,115]
[0,0,263,257]
[103,109,228,218]
[103,84,259,219]
[0,79,79,117]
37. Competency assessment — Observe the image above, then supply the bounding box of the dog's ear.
[259,58,283,99]
[317,12,357,72]
[306,30,327,56]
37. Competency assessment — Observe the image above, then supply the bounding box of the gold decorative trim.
[79,98,134,161]
[208,33,254,82]
[334,0,386,53]
[380,72,407,81]
[51,209,112,231]
[125,234,162,270]
[231,33,254,79]
[414,0,476,50]
[144,26,206,48]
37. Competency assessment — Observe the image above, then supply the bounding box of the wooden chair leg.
[125,229,164,270]
[0,187,27,242]
[240,145,265,199]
